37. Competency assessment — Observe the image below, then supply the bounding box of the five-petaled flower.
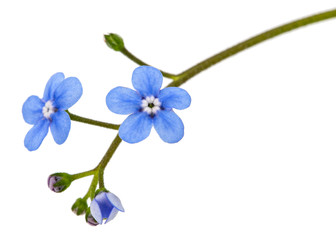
[90,191,125,224]
[22,73,83,151]
[106,66,191,143]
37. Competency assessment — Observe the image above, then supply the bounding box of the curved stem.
[66,110,120,130]
[97,135,122,188]
[121,48,179,80]
[167,8,336,88]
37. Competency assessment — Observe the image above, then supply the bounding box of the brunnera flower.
[22,72,83,151]
[106,66,191,143]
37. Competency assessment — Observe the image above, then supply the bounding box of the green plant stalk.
[121,48,179,80]
[66,110,119,130]
[73,135,122,200]
[72,169,96,180]
[167,8,336,87]
[97,135,122,189]
[86,172,99,200]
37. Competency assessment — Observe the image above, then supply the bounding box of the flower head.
[22,73,83,151]
[90,191,125,224]
[106,66,191,143]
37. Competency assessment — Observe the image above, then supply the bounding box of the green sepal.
[104,33,124,51]
[94,187,108,197]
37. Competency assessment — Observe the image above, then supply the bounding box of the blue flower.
[22,72,83,151]
[90,191,125,224]
[106,66,191,143]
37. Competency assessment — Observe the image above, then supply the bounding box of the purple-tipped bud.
[85,209,99,226]
[47,173,73,193]
[71,198,88,216]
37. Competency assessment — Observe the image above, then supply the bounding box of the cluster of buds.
[48,173,124,226]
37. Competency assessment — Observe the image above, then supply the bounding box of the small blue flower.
[22,72,83,151]
[90,191,125,224]
[106,66,191,143]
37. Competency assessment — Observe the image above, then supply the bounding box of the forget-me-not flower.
[106,66,191,143]
[22,72,82,151]
[90,191,125,224]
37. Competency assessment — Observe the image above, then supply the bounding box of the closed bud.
[85,209,99,226]
[47,173,73,193]
[104,33,124,51]
[71,198,88,216]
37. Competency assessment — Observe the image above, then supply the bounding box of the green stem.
[167,8,336,88]
[79,135,122,200]
[72,169,96,180]
[97,134,122,188]
[121,47,179,80]
[85,172,99,200]
[66,110,120,130]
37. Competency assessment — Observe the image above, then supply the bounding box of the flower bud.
[71,198,88,216]
[90,189,124,224]
[47,173,73,193]
[104,33,124,51]
[85,209,99,226]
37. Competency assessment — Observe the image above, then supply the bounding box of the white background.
[1,1,336,239]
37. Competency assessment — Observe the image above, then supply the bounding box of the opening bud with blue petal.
[90,191,125,225]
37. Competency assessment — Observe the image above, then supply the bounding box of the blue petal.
[106,87,142,115]
[94,192,114,219]
[43,72,64,101]
[132,66,163,97]
[119,112,153,143]
[106,192,125,212]
[105,207,119,224]
[90,199,103,224]
[22,95,44,124]
[24,118,50,151]
[158,87,191,110]
[153,110,184,143]
[50,111,71,145]
[53,77,83,110]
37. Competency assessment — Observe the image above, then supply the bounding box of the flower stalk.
[66,110,120,130]
[167,8,336,88]
[97,135,122,188]
[71,169,97,181]
[110,9,336,88]
[120,48,179,80]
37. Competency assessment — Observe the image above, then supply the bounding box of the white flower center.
[141,96,161,115]
[42,100,56,119]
